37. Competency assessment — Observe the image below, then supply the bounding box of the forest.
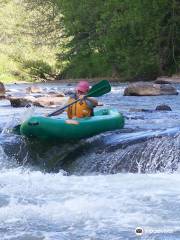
[0,0,179,82]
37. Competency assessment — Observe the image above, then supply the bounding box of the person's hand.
[65,119,79,125]
[98,102,103,106]
[78,95,85,100]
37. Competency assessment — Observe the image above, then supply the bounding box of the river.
[0,82,180,239]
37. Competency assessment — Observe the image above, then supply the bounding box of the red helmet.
[76,81,90,93]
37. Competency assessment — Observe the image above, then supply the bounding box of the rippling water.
[0,82,180,239]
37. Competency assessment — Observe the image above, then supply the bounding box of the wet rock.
[7,96,35,107]
[64,90,74,96]
[7,95,68,108]
[26,85,43,94]
[124,82,178,96]
[154,78,171,84]
[0,82,5,98]
[129,105,172,112]
[129,108,153,112]
[155,75,180,84]
[33,96,68,107]
[47,91,65,97]
[155,104,172,111]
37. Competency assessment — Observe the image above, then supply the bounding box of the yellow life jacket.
[67,96,93,119]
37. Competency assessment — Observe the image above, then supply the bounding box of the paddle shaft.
[47,80,111,117]
[47,96,86,117]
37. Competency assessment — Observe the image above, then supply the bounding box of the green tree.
[55,0,180,80]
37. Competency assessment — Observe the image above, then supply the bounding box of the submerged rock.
[124,82,178,96]
[26,85,43,94]
[7,95,35,107]
[155,104,172,111]
[154,78,171,84]
[7,95,68,107]
[155,75,180,84]
[129,108,153,112]
[129,104,172,112]
[0,82,5,98]
[62,129,180,175]
[33,96,68,107]
[47,92,65,97]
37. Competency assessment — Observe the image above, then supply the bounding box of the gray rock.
[47,91,65,97]
[154,79,171,84]
[7,96,35,107]
[26,85,43,94]
[64,90,74,96]
[129,105,172,113]
[155,76,180,84]
[33,96,68,107]
[0,82,5,98]
[129,108,153,113]
[155,104,172,111]
[7,95,68,108]
[124,82,178,96]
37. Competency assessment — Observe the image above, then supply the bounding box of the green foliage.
[55,0,180,80]
[0,0,62,83]
[0,0,179,81]
[22,60,52,78]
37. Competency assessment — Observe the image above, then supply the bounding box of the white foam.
[0,169,180,238]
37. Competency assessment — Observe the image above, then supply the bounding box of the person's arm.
[86,97,98,107]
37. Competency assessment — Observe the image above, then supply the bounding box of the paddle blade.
[87,80,111,97]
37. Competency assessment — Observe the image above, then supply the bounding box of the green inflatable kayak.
[20,109,124,141]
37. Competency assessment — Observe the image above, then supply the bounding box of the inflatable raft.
[20,109,124,141]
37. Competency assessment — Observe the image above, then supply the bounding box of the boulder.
[33,96,68,107]
[7,96,36,107]
[47,91,65,97]
[26,85,43,94]
[124,82,178,96]
[155,104,172,111]
[155,76,180,84]
[7,95,68,108]
[154,79,171,84]
[0,82,5,98]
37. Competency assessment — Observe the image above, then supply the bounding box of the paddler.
[67,81,98,119]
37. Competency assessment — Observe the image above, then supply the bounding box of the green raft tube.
[20,108,124,141]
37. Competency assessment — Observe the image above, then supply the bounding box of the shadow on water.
[1,127,180,175]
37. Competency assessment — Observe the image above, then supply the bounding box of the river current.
[0,82,180,239]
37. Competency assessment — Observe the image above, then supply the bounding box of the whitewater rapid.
[0,82,180,239]
[1,168,180,239]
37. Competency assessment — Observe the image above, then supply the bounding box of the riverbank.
[2,77,124,85]
[2,73,180,85]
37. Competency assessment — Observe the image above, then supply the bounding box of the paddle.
[12,80,111,133]
[47,79,111,117]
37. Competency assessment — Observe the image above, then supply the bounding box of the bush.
[22,60,53,79]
